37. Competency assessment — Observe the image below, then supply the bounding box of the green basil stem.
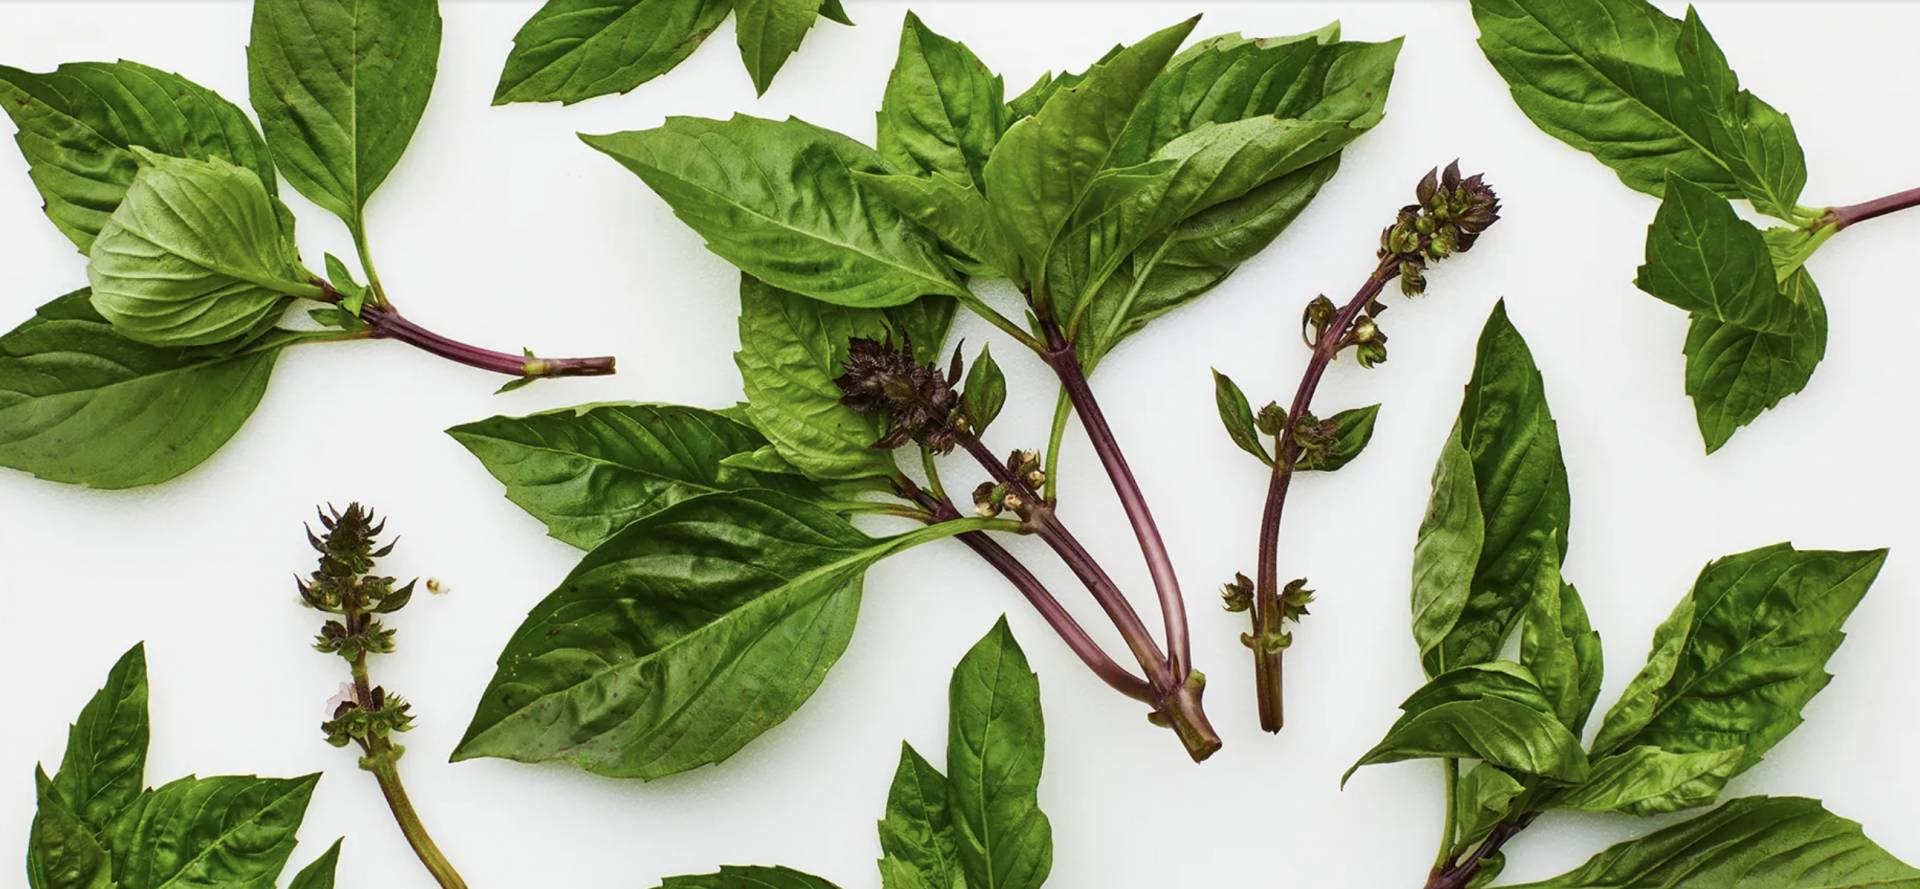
[1425,815,1535,889]
[1037,321,1195,685]
[953,430,1221,760]
[339,606,468,889]
[1252,255,1400,732]
[1819,184,1920,230]
[313,279,615,379]
[901,480,1156,703]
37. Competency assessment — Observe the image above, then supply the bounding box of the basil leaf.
[1553,745,1743,816]
[855,171,1018,278]
[50,644,147,834]
[1504,797,1920,889]
[287,839,343,889]
[1076,155,1339,369]
[0,61,277,252]
[736,276,950,483]
[982,18,1197,300]
[28,770,113,889]
[878,13,1004,191]
[88,151,313,347]
[1411,302,1570,675]
[1518,540,1603,734]
[1592,544,1886,772]
[734,0,827,95]
[1673,8,1806,219]
[455,491,959,779]
[494,0,731,105]
[961,344,1006,435]
[1295,404,1380,472]
[108,774,320,889]
[248,0,441,229]
[1453,765,1526,850]
[585,116,969,308]
[1636,174,1798,334]
[879,744,965,889]
[656,866,842,889]
[1468,0,1734,198]
[449,402,819,550]
[948,618,1052,889]
[1346,662,1589,785]
[1210,369,1270,466]
[0,290,284,489]
[1684,269,1826,454]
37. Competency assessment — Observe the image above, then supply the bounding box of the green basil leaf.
[948,618,1052,889]
[585,116,969,307]
[879,743,964,889]
[982,18,1197,299]
[736,276,950,483]
[108,774,320,889]
[1592,544,1886,772]
[493,0,731,105]
[287,839,343,889]
[1673,8,1806,219]
[1552,745,1743,816]
[0,290,285,489]
[1347,662,1589,785]
[1636,174,1797,334]
[0,61,277,252]
[88,151,313,347]
[1763,226,1823,281]
[1518,539,1603,734]
[855,171,1018,278]
[734,0,827,96]
[1295,404,1380,472]
[248,0,441,229]
[1468,0,1734,198]
[50,643,147,834]
[454,490,961,779]
[961,344,1006,435]
[28,770,113,889]
[656,866,842,889]
[878,13,1004,190]
[1210,369,1270,466]
[1411,302,1570,676]
[1684,269,1826,454]
[1504,797,1920,889]
[1076,155,1339,369]
[449,402,818,550]
[1453,764,1526,851]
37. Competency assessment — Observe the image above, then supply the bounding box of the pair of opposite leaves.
[447,14,1401,775]
[1345,302,1913,888]
[0,0,442,488]
[1473,0,1878,452]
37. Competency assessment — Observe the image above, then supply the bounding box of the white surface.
[2,1,1917,886]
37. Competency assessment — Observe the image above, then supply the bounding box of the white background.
[2,1,1916,886]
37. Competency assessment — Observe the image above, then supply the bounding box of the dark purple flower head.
[834,336,964,453]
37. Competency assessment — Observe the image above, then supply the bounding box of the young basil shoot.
[299,504,467,889]
[1472,0,1920,451]
[0,0,614,491]
[24,645,341,889]
[1214,161,1499,732]
[495,0,854,103]
[450,12,1401,771]
[647,619,1053,889]
[1348,302,1912,889]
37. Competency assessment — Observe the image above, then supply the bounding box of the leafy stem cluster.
[1472,0,1920,452]
[0,0,613,492]
[1345,303,1912,889]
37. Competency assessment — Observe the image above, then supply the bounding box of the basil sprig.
[0,0,615,490]
[25,645,341,889]
[1350,302,1912,889]
[1471,0,1920,452]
